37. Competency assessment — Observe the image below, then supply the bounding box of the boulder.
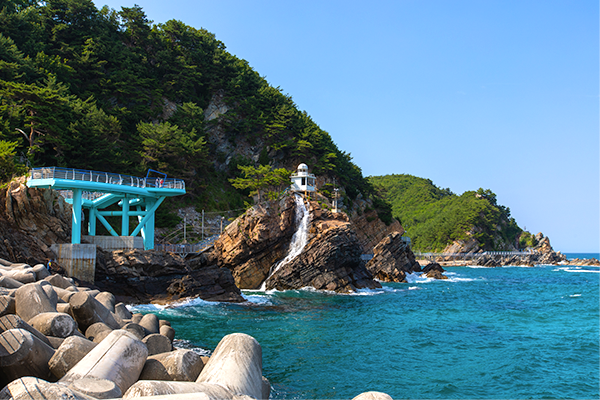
[421,263,448,280]
[139,349,205,381]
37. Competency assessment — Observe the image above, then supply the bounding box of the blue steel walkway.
[27,167,186,250]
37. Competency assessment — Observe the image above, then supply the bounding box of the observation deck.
[27,167,186,250]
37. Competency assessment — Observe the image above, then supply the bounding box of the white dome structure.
[290,163,316,193]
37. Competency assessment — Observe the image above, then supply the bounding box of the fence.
[30,167,185,190]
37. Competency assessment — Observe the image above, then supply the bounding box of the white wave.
[167,296,218,308]
[408,286,420,290]
[241,293,273,305]
[563,269,600,273]
[127,303,168,312]
[445,276,476,282]
[172,339,211,357]
[570,294,582,297]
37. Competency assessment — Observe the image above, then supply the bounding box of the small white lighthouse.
[290,163,316,193]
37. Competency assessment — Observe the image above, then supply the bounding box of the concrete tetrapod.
[0,328,56,386]
[69,291,121,331]
[0,314,52,347]
[60,329,148,394]
[48,335,98,379]
[123,380,234,399]
[14,282,57,322]
[196,333,263,399]
[0,377,97,400]
[352,391,394,400]
[142,333,172,356]
[139,349,205,381]
[28,311,78,338]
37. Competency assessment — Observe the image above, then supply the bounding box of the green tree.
[229,164,291,203]
[0,139,27,183]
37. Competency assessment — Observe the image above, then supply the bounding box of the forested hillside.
[0,0,391,224]
[369,174,538,252]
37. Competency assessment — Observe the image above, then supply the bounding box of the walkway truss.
[27,167,186,250]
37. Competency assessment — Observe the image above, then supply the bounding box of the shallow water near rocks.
[132,259,599,399]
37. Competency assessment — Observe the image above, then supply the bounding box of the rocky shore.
[0,258,393,399]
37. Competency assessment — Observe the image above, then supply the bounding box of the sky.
[92,0,599,253]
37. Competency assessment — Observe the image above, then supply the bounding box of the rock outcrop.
[214,195,381,293]
[95,249,244,304]
[263,199,381,292]
[214,196,297,289]
[366,232,420,282]
[421,263,448,280]
[0,178,71,265]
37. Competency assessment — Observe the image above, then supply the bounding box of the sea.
[131,253,599,400]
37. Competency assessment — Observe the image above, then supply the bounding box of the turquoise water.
[565,252,600,260]
[133,264,599,399]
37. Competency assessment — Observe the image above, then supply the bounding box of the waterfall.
[259,194,310,291]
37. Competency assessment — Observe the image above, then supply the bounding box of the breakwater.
[0,257,391,399]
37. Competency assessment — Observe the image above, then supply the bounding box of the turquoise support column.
[72,188,82,244]
[137,206,146,244]
[131,197,164,250]
[122,196,129,236]
[89,208,97,236]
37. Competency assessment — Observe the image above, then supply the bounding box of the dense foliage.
[0,0,386,217]
[370,174,525,252]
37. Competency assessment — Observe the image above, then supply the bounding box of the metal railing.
[29,167,185,190]
[413,250,538,260]
[155,235,220,256]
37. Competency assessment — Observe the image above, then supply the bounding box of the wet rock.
[421,263,448,280]
[366,232,419,282]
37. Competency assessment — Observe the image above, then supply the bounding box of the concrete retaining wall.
[83,236,143,250]
[50,244,96,283]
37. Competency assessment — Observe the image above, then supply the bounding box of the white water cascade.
[259,194,310,291]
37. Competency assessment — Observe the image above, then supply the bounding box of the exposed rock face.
[0,178,71,265]
[421,263,448,280]
[366,232,420,282]
[214,195,381,293]
[95,249,243,303]
[266,223,381,292]
[214,197,297,289]
[347,194,404,253]
[263,199,381,292]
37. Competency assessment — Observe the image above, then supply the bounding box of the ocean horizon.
[132,262,599,399]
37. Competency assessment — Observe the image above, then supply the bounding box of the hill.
[369,174,540,252]
[0,0,392,230]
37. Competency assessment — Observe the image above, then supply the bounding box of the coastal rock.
[214,197,297,289]
[421,263,448,280]
[265,223,381,292]
[0,179,71,265]
[95,249,243,303]
[366,232,420,282]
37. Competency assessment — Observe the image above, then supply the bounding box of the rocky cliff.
[214,194,382,292]
[0,178,71,265]
[365,232,420,283]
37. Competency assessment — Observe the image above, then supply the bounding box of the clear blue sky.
[93,0,599,253]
